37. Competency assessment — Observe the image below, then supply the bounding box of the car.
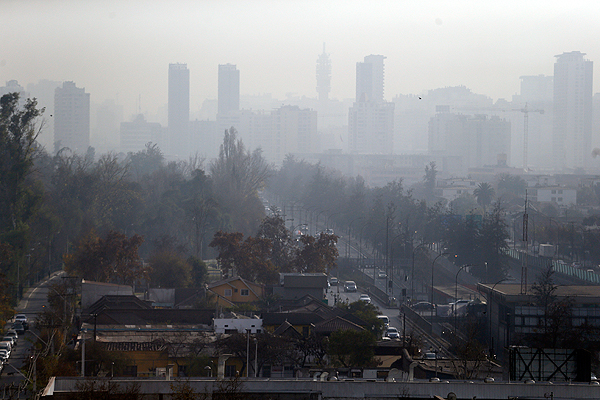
[0,350,9,362]
[12,322,25,335]
[377,315,390,329]
[6,330,18,343]
[359,294,371,303]
[412,301,436,311]
[325,228,334,235]
[1,337,15,347]
[329,277,338,286]
[14,314,28,330]
[377,270,387,279]
[386,327,399,339]
[344,281,357,292]
[424,352,437,360]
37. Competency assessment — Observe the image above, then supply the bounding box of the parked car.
[14,314,28,330]
[344,281,357,292]
[359,294,371,303]
[12,322,25,335]
[386,327,399,339]
[412,301,435,311]
[1,337,15,348]
[0,350,9,362]
[5,330,18,344]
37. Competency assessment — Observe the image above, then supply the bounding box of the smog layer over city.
[4,0,600,398]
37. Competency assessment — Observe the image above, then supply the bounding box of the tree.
[210,128,271,234]
[473,182,495,214]
[291,233,338,274]
[497,173,526,199]
[256,211,294,272]
[327,329,378,368]
[64,230,148,285]
[423,161,437,203]
[336,300,385,337]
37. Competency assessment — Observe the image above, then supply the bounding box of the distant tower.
[316,43,331,101]
[349,55,394,154]
[218,64,240,115]
[54,81,90,154]
[168,63,190,156]
[552,51,593,171]
[356,55,385,102]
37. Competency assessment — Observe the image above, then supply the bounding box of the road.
[1,271,64,396]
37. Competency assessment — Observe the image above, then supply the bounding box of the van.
[377,315,389,329]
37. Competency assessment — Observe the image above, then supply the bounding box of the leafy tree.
[256,211,294,272]
[449,192,478,216]
[497,173,526,199]
[327,329,378,368]
[476,203,510,281]
[291,233,338,274]
[473,182,495,214]
[149,250,192,288]
[336,300,384,337]
[64,230,148,285]
[423,161,437,204]
[210,128,271,235]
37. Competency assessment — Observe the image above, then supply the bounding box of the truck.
[539,243,555,258]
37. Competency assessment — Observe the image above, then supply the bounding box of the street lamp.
[359,221,375,269]
[454,265,473,335]
[347,216,365,259]
[253,338,258,378]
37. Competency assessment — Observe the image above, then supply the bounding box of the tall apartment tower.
[349,55,394,154]
[168,63,190,156]
[552,51,593,171]
[316,44,331,101]
[356,55,385,102]
[218,64,240,115]
[54,81,90,154]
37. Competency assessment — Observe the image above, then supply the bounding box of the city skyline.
[4,0,600,119]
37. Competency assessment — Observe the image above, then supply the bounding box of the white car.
[359,294,371,304]
[386,327,399,339]
[377,270,387,279]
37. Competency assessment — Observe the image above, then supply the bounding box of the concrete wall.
[47,377,600,399]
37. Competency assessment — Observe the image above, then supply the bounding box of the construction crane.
[512,103,544,172]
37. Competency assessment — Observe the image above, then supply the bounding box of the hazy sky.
[4,0,600,118]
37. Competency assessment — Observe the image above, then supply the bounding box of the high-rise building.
[168,63,190,156]
[349,55,393,154]
[553,51,593,171]
[54,81,90,154]
[218,64,240,116]
[316,44,331,101]
[356,55,385,102]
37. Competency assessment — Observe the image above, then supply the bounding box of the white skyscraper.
[54,81,90,154]
[552,51,593,171]
[349,55,394,154]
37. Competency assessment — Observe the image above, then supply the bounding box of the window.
[241,289,249,296]
[224,289,232,297]
[225,365,237,377]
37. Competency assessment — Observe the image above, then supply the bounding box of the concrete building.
[54,81,90,154]
[429,111,511,176]
[349,55,394,154]
[356,55,385,102]
[349,101,395,154]
[552,51,593,172]
[168,63,190,157]
[218,64,240,116]
[120,114,162,154]
[272,105,318,162]
[94,99,123,153]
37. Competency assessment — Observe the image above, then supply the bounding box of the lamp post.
[253,338,258,378]
[411,243,429,303]
[347,216,365,259]
[315,209,329,236]
[431,253,450,327]
[359,222,374,269]
[454,265,472,335]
